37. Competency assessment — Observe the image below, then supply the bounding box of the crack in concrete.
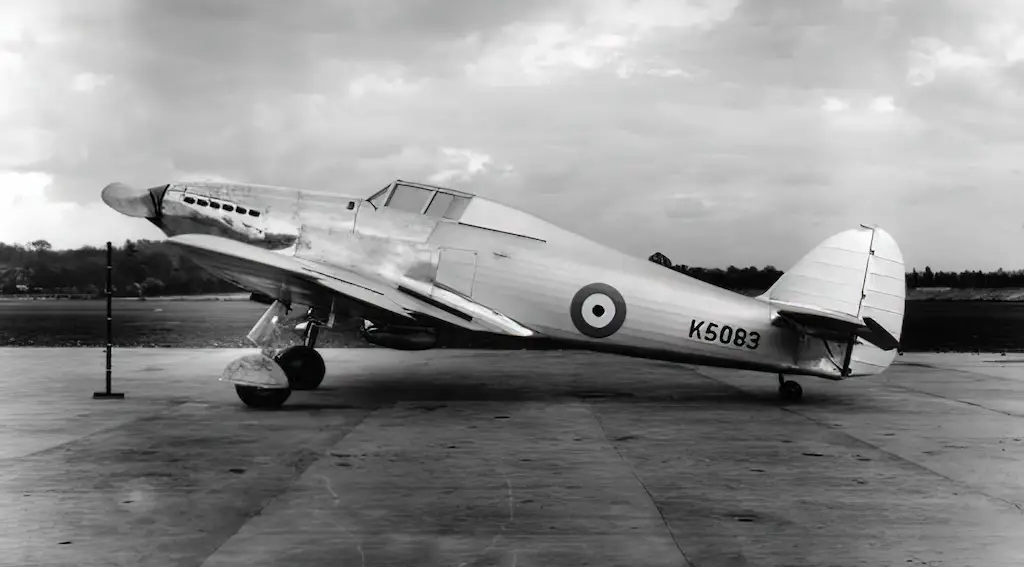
[320,474,366,567]
[476,475,519,565]
[320,474,338,499]
[198,408,377,567]
[588,404,698,567]
[506,478,515,522]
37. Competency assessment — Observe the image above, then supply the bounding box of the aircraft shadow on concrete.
[273,368,866,411]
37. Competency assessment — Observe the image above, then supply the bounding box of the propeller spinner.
[101,182,168,218]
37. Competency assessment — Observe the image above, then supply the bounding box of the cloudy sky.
[1,0,1023,271]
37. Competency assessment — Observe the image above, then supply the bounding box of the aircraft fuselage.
[112,180,891,380]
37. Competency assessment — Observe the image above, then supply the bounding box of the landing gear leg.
[221,300,295,409]
[778,374,803,402]
[303,318,320,348]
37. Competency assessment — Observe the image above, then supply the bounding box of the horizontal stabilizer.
[774,301,863,330]
[772,302,900,352]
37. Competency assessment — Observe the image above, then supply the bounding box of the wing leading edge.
[165,234,535,337]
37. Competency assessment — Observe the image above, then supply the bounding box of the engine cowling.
[359,320,438,350]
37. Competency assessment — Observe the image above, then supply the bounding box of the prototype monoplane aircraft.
[102,179,905,408]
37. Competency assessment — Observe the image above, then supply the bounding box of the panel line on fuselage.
[457,222,547,243]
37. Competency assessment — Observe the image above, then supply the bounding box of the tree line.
[0,239,1021,298]
[0,240,239,297]
[647,252,784,292]
[649,252,1024,291]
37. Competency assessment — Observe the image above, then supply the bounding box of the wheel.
[235,385,291,409]
[778,380,803,402]
[274,345,326,391]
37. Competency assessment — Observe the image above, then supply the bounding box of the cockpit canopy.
[366,180,474,221]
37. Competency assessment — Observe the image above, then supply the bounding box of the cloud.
[870,95,896,113]
[906,37,997,87]
[70,72,111,92]
[0,171,160,249]
[2,0,1024,270]
[429,147,498,185]
[464,0,737,86]
[659,193,717,220]
[822,97,850,112]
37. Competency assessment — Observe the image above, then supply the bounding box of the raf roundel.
[570,283,627,338]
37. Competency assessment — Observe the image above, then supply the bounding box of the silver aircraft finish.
[102,179,906,408]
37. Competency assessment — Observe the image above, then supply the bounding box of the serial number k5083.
[688,319,760,350]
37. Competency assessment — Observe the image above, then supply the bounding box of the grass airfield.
[1,347,1022,566]
[5,296,1024,352]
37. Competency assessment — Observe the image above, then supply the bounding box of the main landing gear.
[778,374,803,402]
[225,301,329,409]
[276,321,326,391]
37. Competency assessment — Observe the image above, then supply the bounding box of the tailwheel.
[777,374,803,402]
[274,345,326,391]
[235,385,291,409]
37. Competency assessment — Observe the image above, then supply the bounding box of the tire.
[274,345,326,391]
[779,380,803,402]
[235,385,291,409]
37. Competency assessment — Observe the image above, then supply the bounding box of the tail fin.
[760,225,906,377]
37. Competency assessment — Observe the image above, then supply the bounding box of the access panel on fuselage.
[295,191,360,235]
[434,248,477,297]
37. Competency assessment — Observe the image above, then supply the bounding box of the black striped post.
[94,241,124,399]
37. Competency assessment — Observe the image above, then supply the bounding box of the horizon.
[0,237,1016,276]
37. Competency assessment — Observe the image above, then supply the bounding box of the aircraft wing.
[165,234,534,337]
[769,301,901,351]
